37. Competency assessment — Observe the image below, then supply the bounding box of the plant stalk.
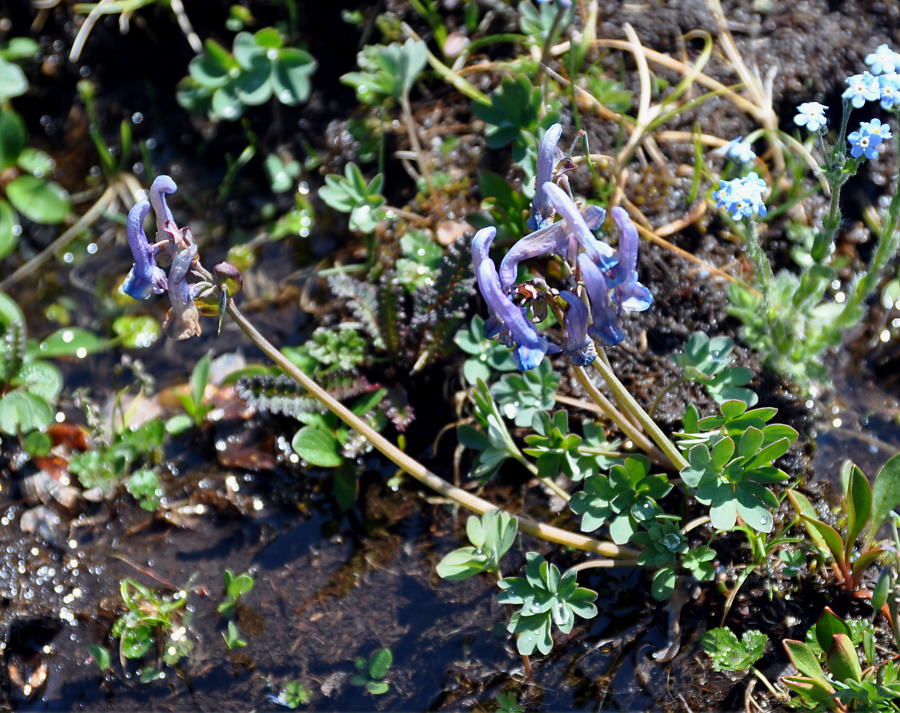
[226,300,639,560]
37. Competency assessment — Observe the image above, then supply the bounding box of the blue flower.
[843,72,880,109]
[122,200,168,300]
[848,122,884,159]
[794,102,828,132]
[536,0,572,6]
[606,207,652,312]
[578,254,624,347]
[713,172,767,221]
[543,182,617,270]
[527,123,563,231]
[860,117,892,141]
[558,290,596,366]
[865,44,900,75]
[719,137,756,164]
[878,73,900,109]
[472,227,555,371]
[162,243,202,340]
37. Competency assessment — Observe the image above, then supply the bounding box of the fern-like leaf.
[327,273,385,349]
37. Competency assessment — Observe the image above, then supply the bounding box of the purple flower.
[528,123,563,231]
[843,72,880,109]
[543,182,617,269]
[536,0,572,6]
[122,200,168,300]
[499,202,607,292]
[473,227,555,371]
[848,122,883,159]
[150,175,177,250]
[578,253,624,346]
[606,207,652,312]
[794,102,828,132]
[162,243,202,340]
[559,291,597,366]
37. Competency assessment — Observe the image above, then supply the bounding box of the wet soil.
[2,1,900,711]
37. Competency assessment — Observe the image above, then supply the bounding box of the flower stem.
[572,365,675,470]
[742,216,773,316]
[226,300,638,560]
[584,360,688,471]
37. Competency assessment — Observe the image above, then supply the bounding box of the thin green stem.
[584,360,688,471]
[227,300,638,559]
[572,365,670,468]
[742,217,773,317]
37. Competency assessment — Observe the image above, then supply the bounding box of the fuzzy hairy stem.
[227,300,638,560]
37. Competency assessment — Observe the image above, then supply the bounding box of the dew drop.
[132,112,143,124]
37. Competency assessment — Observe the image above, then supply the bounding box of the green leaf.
[0,57,28,103]
[292,426,343,467]
[333,463,358,511]
[0,390,53,434]
[13,360,63,401]
[783,639,828,684]
[0,198,18,260]
[368,648,392,679]
[232,52,273,106]
[786,490,830,554]
[17,147,55,178]
[366,681,389,695]
[165,413,194,435]
[866,452,900,546]
[2,38,39,61]
[232,31,265,69]
[254,27,283,50]
[36,327,103,358]
[112,315,161,349]
[799,514,845,565]
[6,175,70,224]
[23,429,51,456]
[844,461,871,556]
[0,109,27,169]
[815,608,851,654]
[88,645,112,672]
[272,48,317,105]
[190,352,211,414]
[827,633,861,684]
[188,43,231,88]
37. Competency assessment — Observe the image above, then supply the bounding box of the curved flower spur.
[122,175,243,339]
[472,123,652,371]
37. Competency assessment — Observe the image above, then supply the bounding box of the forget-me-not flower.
[794,102,828,132]
[860,117,893,141]
[848,122,884,159]
[536,0,572,6]
[719,137,756,164]
[843,72,881,108]
[713,172,767,221]
[122,200,168,300]
[866,44,900,75]
[877,73,900,109]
